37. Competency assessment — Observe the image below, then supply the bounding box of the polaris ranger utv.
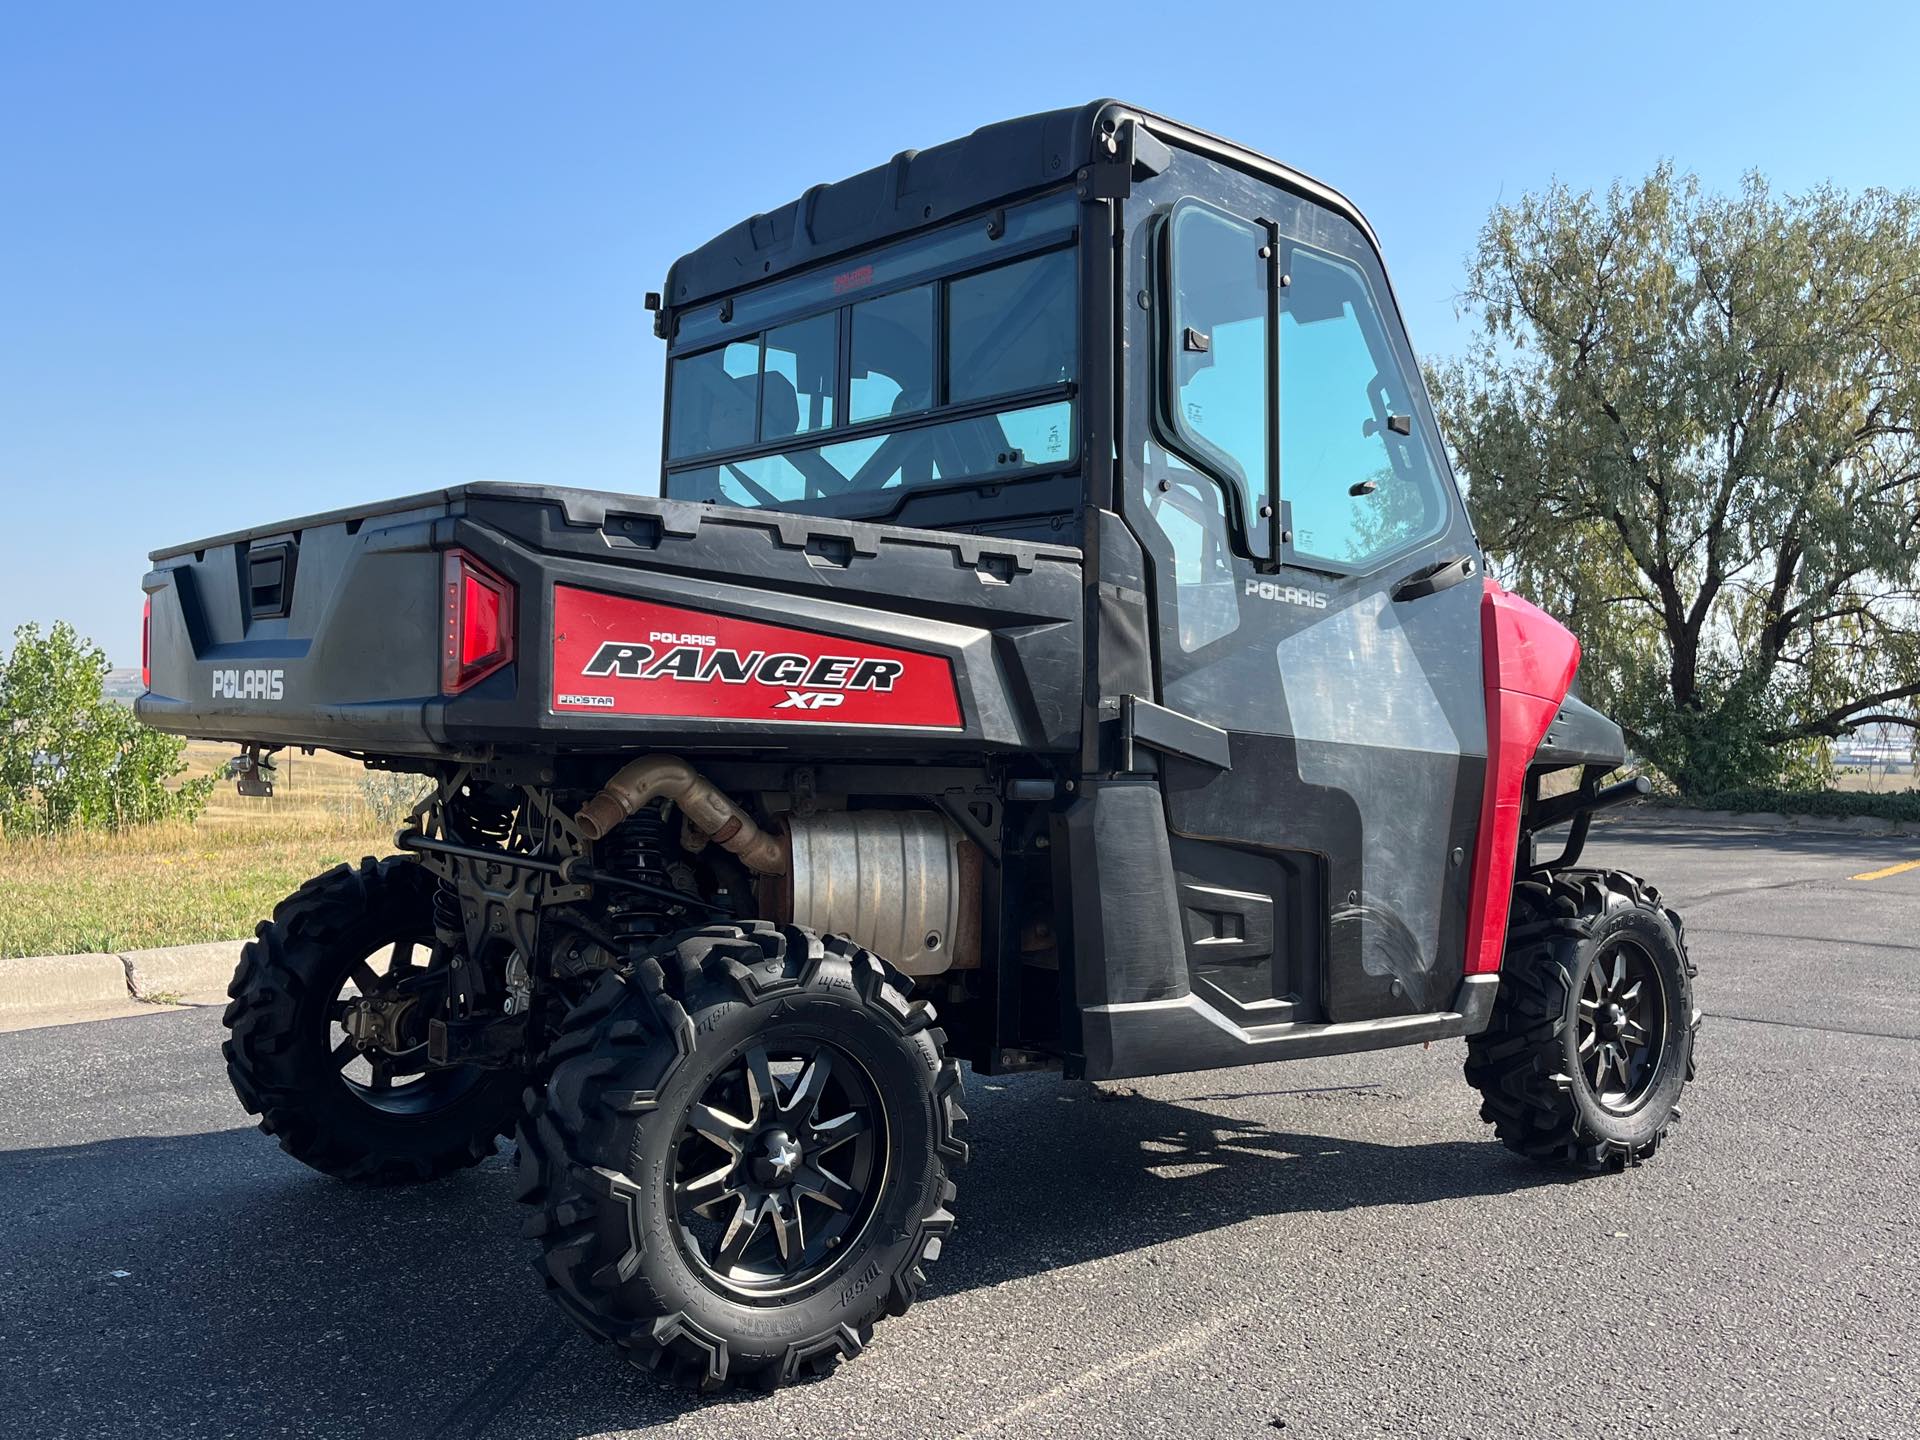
[138,101,1699,1391]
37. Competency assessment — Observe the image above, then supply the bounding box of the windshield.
[663,227,1078,514]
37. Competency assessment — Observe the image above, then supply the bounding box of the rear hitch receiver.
[228,743,279,798]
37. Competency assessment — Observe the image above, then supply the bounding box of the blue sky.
[3,2,1917,665]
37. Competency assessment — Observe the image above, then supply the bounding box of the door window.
[1165,202,1270,541]
[1145,457,1241,652]
[1281,246,1450,567]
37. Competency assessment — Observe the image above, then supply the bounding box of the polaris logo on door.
[549,587,962,729]
[211,667,285,701]
[1244,578,1331,610]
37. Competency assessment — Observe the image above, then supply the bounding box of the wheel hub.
[323,934,472,1110]
[1576,939,1668,1112]
[754,1128,803,1184]
[341,993,416,1052]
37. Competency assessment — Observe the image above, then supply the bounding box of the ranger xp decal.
[550,587,963,728]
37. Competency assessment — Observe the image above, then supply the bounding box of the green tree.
[1430,166,1920,793]
[0,621,215,835]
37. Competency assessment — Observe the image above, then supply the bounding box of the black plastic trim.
[1122,695,1231,771]
[1081,980,1494,1081]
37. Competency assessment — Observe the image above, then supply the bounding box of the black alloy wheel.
[671,1039,884,1298]
[1575,936,1667,1112]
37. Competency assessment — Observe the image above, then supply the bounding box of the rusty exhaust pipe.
[574,755,787,875]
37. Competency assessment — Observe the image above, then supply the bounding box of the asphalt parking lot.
[2,818,1915,1439]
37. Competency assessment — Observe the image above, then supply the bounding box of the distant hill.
[101,668,144,705]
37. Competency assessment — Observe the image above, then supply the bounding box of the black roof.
[663,100,1377,312]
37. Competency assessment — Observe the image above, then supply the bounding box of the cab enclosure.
[137,101,1630,1080]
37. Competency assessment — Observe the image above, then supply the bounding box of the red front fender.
[1464,579,1582,975]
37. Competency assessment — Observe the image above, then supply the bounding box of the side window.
[1281,246,1449,567]
[761,313,837,440]
[666,340,759,459]
[1166,203,1270,540]
[849,285,933,423]
[948,250,1075,403]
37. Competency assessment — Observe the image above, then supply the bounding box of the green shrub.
[0,621,216,836]
[356,768,433,826]
[1656,787,1920,824]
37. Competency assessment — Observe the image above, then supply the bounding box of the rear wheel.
[1465,869,1700,1170]
[515,922,967,1391]
[222,856,527,1184]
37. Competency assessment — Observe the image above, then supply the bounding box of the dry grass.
[1833,764,1917,795]
[0,744,424,958]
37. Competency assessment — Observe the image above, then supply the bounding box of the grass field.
[1834,763,1917,794]
[0,744,426,958]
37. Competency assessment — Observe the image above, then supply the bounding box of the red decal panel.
[1464,579,1582,975]
[550,586,964,729]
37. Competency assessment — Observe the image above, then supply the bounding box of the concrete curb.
[0,953,134,1015]
[0,939,245,1017]
[1602,802,1920,839]
[120,940,244,1002]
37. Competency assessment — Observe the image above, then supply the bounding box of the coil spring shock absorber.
[431,787,521,958]
[452,788,518,847]
[597,806,682,948]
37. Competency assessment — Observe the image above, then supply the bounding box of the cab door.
[1120,155,1489,1024]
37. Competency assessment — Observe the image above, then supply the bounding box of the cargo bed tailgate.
[139,494,455,751]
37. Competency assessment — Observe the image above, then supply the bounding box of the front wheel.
[1465,869,1701,1170]
[515,923,967,1390]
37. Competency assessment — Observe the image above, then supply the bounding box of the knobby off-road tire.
[515,922,967,1391]
[1465,869,1701,1171]
[222,856,526,1184]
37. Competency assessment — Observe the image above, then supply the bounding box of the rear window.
[850,286,934,424]
[665,244,1077,512]
[947,250,1075,403]
[666,341,759,460]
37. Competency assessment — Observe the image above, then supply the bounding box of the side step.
[1077,974,1498,1081]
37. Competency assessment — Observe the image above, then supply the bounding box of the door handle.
[1391,553,1477,603]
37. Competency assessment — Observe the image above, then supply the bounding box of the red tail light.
[441,550,516,694]
[141,594,152,691]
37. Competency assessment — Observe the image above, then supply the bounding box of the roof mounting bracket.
[1077,118,1171,202]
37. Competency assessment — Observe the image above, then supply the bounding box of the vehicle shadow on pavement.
[0,1076,1560,1438]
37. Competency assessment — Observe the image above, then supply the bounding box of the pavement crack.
[1704,1011,1918,1043]
[1691,925,1920,955]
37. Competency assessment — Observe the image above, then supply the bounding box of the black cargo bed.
[138,484,1085,762]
